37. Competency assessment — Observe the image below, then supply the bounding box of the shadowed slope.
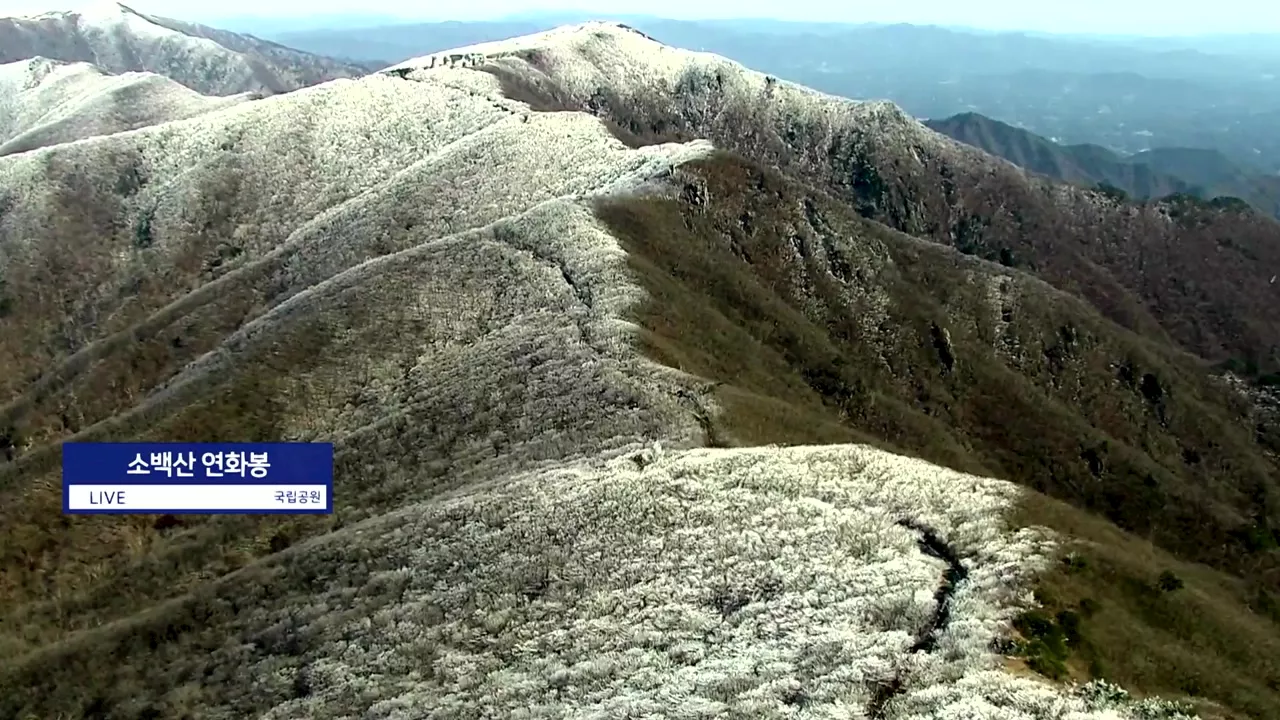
[593,151,1280,718]
[595,151,1276,574]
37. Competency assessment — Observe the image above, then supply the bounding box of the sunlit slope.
[0,56,253,155]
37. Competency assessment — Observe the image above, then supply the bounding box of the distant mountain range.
[263,16,1280,81]
[925,112,1280,219]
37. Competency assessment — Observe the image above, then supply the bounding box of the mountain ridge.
[0,2,372,96]
[0,55,256,155]
[1,18,1278,720]
[415,28,1280,375]
[268,17,1280,176]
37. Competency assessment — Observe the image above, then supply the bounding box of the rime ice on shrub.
[223,443,1192,719]
[1,3,366,96]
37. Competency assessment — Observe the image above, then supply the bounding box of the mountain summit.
[1,19,1279,720]
[0,2,372,95]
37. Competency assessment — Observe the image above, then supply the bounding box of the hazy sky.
[3,0,1279,35]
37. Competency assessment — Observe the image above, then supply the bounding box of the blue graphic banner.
[62,442,334,514]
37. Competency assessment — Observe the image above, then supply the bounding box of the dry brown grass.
[1013,493,1280,720]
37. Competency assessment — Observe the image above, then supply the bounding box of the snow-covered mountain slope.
[382,21,969,161]
[0,21,1256,720]
[385,22,1280,380]
[388,22,1280,621]
[0,56,254,155]
[0,2,371,96]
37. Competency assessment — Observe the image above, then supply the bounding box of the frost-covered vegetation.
[7,19,1280,720]
[401,22,1280,383]
[0,56,252,155]
[0,1,368,96]
[187,444,1063,719]
[387,20,968,163]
